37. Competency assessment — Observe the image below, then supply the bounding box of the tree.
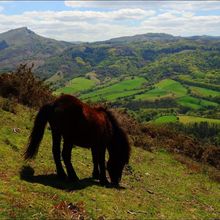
[0,64,54,108]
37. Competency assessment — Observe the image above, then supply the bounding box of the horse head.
[107,158,125,186]
[103,109,131,186]
[106,127,131,186]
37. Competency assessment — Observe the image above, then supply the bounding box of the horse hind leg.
[52,130,66,179]
[91,146,100,179]
[62,140,79,182]
[98,145,109,186]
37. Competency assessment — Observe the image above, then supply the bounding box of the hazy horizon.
[2,26,220,43]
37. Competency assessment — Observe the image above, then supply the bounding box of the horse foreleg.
[91,146,99,179]
[98,146,109,186]
[62,141,79,182]
[52,130,66,179]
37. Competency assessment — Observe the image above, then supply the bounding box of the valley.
[1,27,220,124]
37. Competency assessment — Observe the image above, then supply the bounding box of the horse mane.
[101,108,131,164]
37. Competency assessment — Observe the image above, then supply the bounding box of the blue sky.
[0,1,220,42]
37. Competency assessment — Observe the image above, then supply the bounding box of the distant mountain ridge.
[105,33,180,44]
[0,27,220,87]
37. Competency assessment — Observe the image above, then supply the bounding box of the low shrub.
[0,64,54,108]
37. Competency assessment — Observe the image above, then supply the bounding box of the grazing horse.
[24,95,131,186]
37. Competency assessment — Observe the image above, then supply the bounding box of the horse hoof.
[68,176,80,182]
[92,172,100,180]
[100,179,110,186]
[57,172,67,180]
[111,183,120,188]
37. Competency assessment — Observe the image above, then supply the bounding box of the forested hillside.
[0,27,71,73]
[1,27,220,125]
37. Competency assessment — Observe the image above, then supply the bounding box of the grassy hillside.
[190,86,220,98]
[135,79,187,101]
[80,76,146,101]
[55,76,220,125]
[1,28,220,122]
[177,96,218,110]
[35,34,220,84]
[1,98,220,219]
[55,77,97,95]
[154,115,220,124]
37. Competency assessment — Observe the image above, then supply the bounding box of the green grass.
[190,86,220,98]
[80,77,146,101]
[0,98,220,219]
[177,96,218,109]
[152,115,220,124]
[55,77,96,95]
[154,115,178,124]
[178,115,220,124]
[135,79,187,101]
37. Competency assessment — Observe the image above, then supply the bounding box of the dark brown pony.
[24,95,130,186]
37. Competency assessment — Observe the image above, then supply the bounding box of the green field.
[190,86,220,98]
[80,77,147,101]
[154,115,178,124]
[55,77,219,112]
[55,77,96,95]
[178,115,220,124]
[0,100,220,219]
[177,96,218,109]
[135,79,187,101]
[153,115,220,124]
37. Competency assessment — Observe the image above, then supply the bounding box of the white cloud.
[64,1,157,10]
[64,1,220,12]
[0,1,220,42]
[22,8,155,22]
[0,6,4,12]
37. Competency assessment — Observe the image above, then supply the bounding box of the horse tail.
[104,109,131,164]
[24,104,52,160]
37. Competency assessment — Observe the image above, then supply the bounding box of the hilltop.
[0,27,71,73]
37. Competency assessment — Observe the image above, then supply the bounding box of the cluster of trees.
[32,35,220,90]
[0,64,54,108]
[173,122,220,146]
[123,98,177,111]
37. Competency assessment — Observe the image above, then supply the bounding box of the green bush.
[0,64,54,108]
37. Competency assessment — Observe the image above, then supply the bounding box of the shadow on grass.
[20,165,100,191]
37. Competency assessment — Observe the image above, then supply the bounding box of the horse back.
[50,95,112,146]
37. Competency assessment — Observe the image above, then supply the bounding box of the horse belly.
[63,127,98,149]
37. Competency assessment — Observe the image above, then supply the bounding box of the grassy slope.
[190,86,220,98]
[135,79,187,101]
[80,77,146,101]
[178,115,220,124]
[55,77,96,95]
[0,100,220,219]
[56,77,219,111]
[153,115,220,124]
[154,115,178,124]
[134,79,218,109]
[177,96,218,109]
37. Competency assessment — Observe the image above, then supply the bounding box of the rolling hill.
[1,27,220,84]
[1,27,220,122]
[0,27,71,73]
